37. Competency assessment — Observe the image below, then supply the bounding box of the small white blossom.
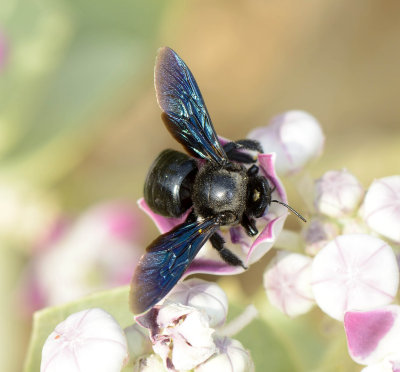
[195,336,254,372]
[314,170,364,218]
[362,175,400,243]
[166,278,228,327]
[41,308,128,372]
[137,304,217,371]
[312,234,399,321]
[264,251,314,317]
[247,110,324,176]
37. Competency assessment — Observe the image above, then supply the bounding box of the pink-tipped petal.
[138,198,189,234]
[345,306,400,366]
[312,234,399,321]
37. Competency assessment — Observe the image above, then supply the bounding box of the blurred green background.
[1,0,400,371]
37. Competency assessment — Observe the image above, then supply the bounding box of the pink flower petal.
[345,305,400,366]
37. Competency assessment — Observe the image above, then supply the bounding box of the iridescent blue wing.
[130,218,219,314]
[155,47,228,165]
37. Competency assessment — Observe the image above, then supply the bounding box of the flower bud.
[247,110,324,176]
[362,175,400,243]
[41,308,128,372]
[195,336,254,372]
[312,234,399,321]
[263,251,314,317]
[314,170,364,218]
[166,278,228,327]
[302,218,340,255]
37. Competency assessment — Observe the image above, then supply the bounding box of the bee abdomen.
[144,149,197,217]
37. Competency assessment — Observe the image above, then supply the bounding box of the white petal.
[166,279,228,327]
[41,308,128,372]
[195,337,254,372]
[361,360,395,372]
[152,304,217,371]
[362,176,400,243]
[312,234,399,321]
[264,251,314,317]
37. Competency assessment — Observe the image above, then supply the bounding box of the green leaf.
[0,0,168,184]
[23,286,132,372]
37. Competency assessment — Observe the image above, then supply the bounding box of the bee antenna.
[271,200,307,223]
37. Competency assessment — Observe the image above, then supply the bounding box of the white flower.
[166,278,228,327]
[195,336,254,372]
[263,251,314,317]
[137,304,217,371]
[312,234,399,321]
[134,280,256,371]
[247,110,324,176]
[314,170,364,218]
[362,175,400,243]
[41,308,128,372]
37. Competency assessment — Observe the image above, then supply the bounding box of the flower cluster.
[36,110,400,372]
[254,113,400,371]
[40,279,255,372]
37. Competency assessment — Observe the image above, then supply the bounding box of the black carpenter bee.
[130,47,305,314]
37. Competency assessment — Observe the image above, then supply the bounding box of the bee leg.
[210,233,247,269]
[247,164,259,176]
[241,214,258,237]
[233,139,264,153]
[223,139,263,164]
